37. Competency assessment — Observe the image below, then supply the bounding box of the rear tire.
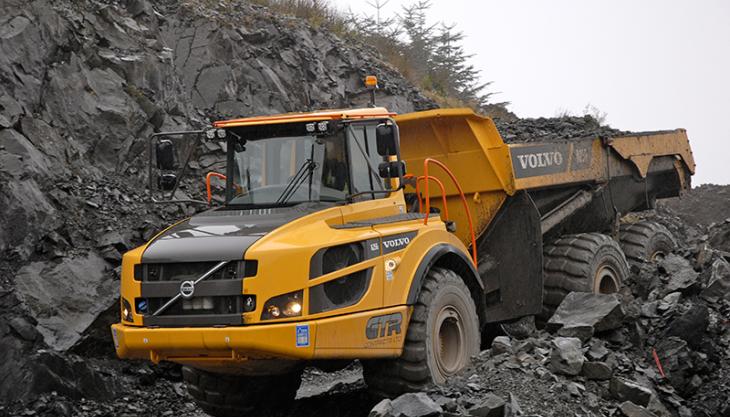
[363,267,480,397]
[182,367,302,417]
[619,221,675,264]
[543,233,629,314]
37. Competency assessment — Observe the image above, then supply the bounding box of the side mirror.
[156,139,176,171]
[158,173,177,191]
[378,161,405,178]
[376,124,397,156]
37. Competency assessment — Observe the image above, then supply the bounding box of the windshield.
[227,133,350,207]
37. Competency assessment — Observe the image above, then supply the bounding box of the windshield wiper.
[346,125,386,195]
[275,159,317,205]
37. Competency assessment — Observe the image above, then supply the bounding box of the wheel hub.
[434,306,465,376]
[594,265,619,294]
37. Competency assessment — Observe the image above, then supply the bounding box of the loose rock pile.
[366,209,730,417]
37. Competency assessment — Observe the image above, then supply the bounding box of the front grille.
[136,261,256,327]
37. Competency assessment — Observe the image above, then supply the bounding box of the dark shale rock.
[388,393,443,417]
[620,402,659,417]
[547,292,624,338]
[664,304,709,348]
[14,253,114,351]
[549,337,585,376]
[468,393,506,417]
[581,361,613,380]
[610,377,654,407]
[701,258,730,302]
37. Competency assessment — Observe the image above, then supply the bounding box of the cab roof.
[213,107,395,128]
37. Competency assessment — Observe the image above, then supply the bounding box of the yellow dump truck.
[112,104,694,416]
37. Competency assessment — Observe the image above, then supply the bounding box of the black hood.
[141,203,330,263]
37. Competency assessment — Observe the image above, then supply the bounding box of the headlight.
[261,290,303,320]
[121,298,133,322]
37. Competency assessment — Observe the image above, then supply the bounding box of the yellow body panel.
[115,186,461,370]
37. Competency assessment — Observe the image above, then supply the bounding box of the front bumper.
[111,305,409,366]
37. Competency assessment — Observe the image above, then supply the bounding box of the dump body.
[398,108,694,321]
[398,108,695,245]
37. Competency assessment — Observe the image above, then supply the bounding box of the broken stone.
[664,305,708,348]
[658,255,700,295]
[468,393,506,417]
[581,361,613,380]
[549,337,584,376]
[701,258,730,302]
[388,393,442,417]
[491,336,512,355]
[8,317,40,342]
[609,377,654,407]
[656,292,681,313]
[620,402,658,417]
[547,292,624,337]
[369,399,394,417]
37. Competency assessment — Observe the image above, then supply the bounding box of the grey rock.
[370,399,394,417]
[389,393,442,417]
[468,393,506,417]
[664,305,708,348]
[609,377,654,407]
[547,292,624,338]
[556,324,594,342]
[701,258,730,302]
[581,361,613,380]
[14,253,114,350]
[619,402,658,417]
[8,317,40,342]
[491,336,513,355]
[658,254,700,295]
[549,337,584,376]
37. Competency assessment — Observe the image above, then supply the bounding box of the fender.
[406,243,484,305]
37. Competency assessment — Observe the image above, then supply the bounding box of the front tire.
[182,367,302,417]
[363,267,480,397]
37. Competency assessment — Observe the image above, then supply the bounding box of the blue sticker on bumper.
[296,324,310,347]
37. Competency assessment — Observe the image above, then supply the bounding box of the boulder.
[547,292,624,339]
[14,252,114,351]
[609,377,654,407]
[468,393,506,417]
[701,258,730,302]
[658,255,700,295]
[386,393,442,417]
[581,361,613,380]
[549,337,585,376]
[664,305,708,348]
[620,402,659,417]
[491,336,513,355]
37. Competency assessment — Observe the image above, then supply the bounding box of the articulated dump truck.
[112,106,694,416]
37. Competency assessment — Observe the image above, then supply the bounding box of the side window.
[347,125,385,199]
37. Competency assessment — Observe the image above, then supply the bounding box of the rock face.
[0,0,433,401]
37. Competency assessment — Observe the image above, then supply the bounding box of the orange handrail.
[403,174,449,220]
[423,158,478,267]
[206,172,227,204]
[415,176,449,219]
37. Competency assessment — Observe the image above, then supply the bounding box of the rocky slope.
[0,0,433,403]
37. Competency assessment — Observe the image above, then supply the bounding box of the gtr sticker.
[366,313,402,340]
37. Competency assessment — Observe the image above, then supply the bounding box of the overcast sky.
[333,0,730,185]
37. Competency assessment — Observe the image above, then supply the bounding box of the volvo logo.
[180,280,195,299]
[516,151,564,170]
